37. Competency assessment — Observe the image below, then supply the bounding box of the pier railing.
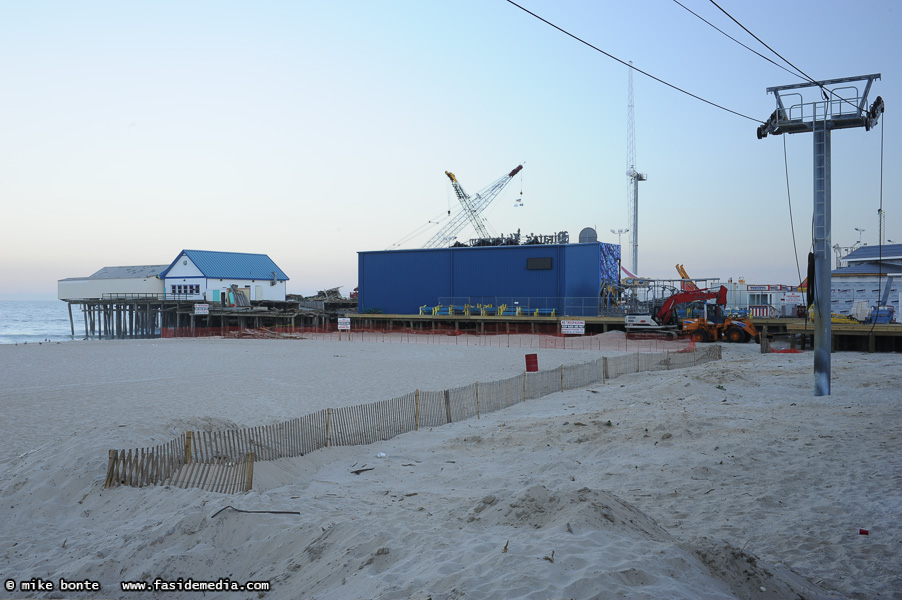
[104,344,722,494]
[437,296,603,317]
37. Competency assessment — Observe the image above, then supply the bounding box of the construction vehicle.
[625,285,759,343]
[681,311,759,343]
[625,286,726,334]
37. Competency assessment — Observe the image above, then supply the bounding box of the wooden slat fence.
[417,389,452,429]
[563,360,604,391]
[168,453,254,494]
[477,375,525,414]
[525,368,561,400]
[447,383,478,423]
[105,345,721,494]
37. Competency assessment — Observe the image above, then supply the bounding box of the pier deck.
[60,299,902,351]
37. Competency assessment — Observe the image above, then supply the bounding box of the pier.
[63,295,325,340]
[59,299,902,351]
[347,314,902,352]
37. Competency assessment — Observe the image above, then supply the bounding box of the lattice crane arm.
[423,165,523,248]
[445,170,489,239]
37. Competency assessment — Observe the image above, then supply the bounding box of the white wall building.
[58,265,167,300]
[58,250,290,304]
[159,249,289,303]
[830,244,901,320]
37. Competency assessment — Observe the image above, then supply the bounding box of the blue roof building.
[829,244,900,320]
[160,250,289,303]
[834,243,902,276]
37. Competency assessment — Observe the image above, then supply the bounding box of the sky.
[1,0,899,300]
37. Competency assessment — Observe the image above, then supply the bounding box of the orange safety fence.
[161,326,696,354]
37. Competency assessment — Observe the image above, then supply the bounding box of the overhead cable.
[504,0,763,124]
[673,0,804,80]
[708,0,816,83]
[707,0,859,112]
[782,136,803,286]
[869,114,886,336]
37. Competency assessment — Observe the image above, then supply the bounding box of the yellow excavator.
[672,264,758,342]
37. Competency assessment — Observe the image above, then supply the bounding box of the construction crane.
[626,61,647,274]
[422,165,523,249]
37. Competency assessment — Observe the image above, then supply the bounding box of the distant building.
[159,249,289,303]
[58,249,290,304]
[831,244,901,319]
[58,265,167,300]
[725,281,803,318]
[358,242,619,316]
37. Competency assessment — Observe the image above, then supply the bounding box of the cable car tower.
[757,73,883,396]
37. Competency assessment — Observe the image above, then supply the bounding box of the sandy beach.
[1,334,899,599]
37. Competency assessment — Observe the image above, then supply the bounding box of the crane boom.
[423,165,523,249]
[445,170,490,239]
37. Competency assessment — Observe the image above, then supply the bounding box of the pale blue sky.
[2,0,898,299]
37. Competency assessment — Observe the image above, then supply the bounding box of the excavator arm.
[655,286,727,325]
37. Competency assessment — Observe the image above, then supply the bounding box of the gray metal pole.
[812,123,831,396]
[631,178,639,274]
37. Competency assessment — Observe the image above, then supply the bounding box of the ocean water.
[0,301,78,345]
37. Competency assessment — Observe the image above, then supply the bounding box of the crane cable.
[386,210,452,250]
[503,0,763,124]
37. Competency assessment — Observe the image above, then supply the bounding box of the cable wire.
[708,0,816,84]
[673,0,803,80]
[707,0,860,113]
[868,114,886,336]
[503,0,763,124]
[782,136,803,286]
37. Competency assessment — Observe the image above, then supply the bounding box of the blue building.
[160,249,290,302]
[358,242,619,316]
[830,243,901,320]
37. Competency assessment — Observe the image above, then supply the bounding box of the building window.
[526,257,553,270]
[749,293,769,305]
[171,284,200,296]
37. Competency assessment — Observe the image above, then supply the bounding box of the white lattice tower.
[625,62,646,274]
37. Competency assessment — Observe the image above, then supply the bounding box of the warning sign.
[560,320,585,335]
[337,318,351,331]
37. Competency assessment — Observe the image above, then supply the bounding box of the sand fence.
[105,344,722,493]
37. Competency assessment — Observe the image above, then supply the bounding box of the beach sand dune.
[1,337,898,598]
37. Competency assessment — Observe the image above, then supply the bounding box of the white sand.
[1,335,899,599]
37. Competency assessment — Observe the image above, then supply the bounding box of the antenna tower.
[626,62,647,274]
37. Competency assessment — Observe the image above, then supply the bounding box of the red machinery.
[625,285,758,343]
